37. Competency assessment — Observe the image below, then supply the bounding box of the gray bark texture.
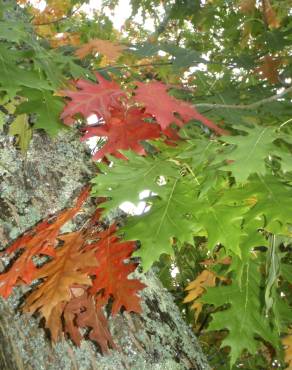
[0,131,210,370]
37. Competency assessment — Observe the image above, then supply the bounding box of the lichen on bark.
[0,131,210,370]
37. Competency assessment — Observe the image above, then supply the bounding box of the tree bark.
[0,132,210,370]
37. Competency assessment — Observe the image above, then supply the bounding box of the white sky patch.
[81,0,132,30]
[29,0,158,32]
[119,200,148,215]
[87,114,99,125]
[171,266,179,278]
[24,0,46,10]
[119,190,152,215]
[82,0,156,31]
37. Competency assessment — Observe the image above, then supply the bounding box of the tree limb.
[194,86,292,110]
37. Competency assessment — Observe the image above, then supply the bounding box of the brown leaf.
[239,0,256,14]
[282,334,292,369]
[262,0,280,29]
[255,55,282,84]
[75,39,125,62]
[64,292,115,353]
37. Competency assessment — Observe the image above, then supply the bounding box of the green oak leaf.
[239,222,268,262]
[281,264,292,284]
[202,261,279,366]
[0,20,30,43]
[243,175,292,233]
[92,151,179,214]
[17,89,65,136]
[218,125,277,182]
[122,178,201,271]
[196,201,248,256]
[274,149,292,173]
[0,46,52,97]
[176,138,220,169]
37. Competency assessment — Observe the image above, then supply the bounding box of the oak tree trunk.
[0,132,210,370]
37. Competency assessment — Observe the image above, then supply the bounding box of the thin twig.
[194,86,292,110]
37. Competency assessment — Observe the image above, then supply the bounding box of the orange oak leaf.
[81,107,161,160]
[89,225,146,315]
[75,39,125,62]
[183,270,217,322]
[23,230,98,340]
[134,81,227,135]
[61,73,125,124]
[0,187,89,298]
[64,291,115,352]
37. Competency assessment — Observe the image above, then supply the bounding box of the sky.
[30,0,155,32]
[82,0,156,31]
[82,0,132,30]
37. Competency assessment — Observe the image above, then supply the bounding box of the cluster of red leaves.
[0,188,145,352]
[61,73,226,160]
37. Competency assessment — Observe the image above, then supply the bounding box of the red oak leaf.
[134,81,227,135]
[60,73,125,124]
[81,107,161,160]
[89,225,146,315]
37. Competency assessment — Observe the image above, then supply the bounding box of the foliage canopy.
[0,0,292,368]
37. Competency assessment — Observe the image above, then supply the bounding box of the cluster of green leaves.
[0,0,112,146]
[92,121,292,366]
